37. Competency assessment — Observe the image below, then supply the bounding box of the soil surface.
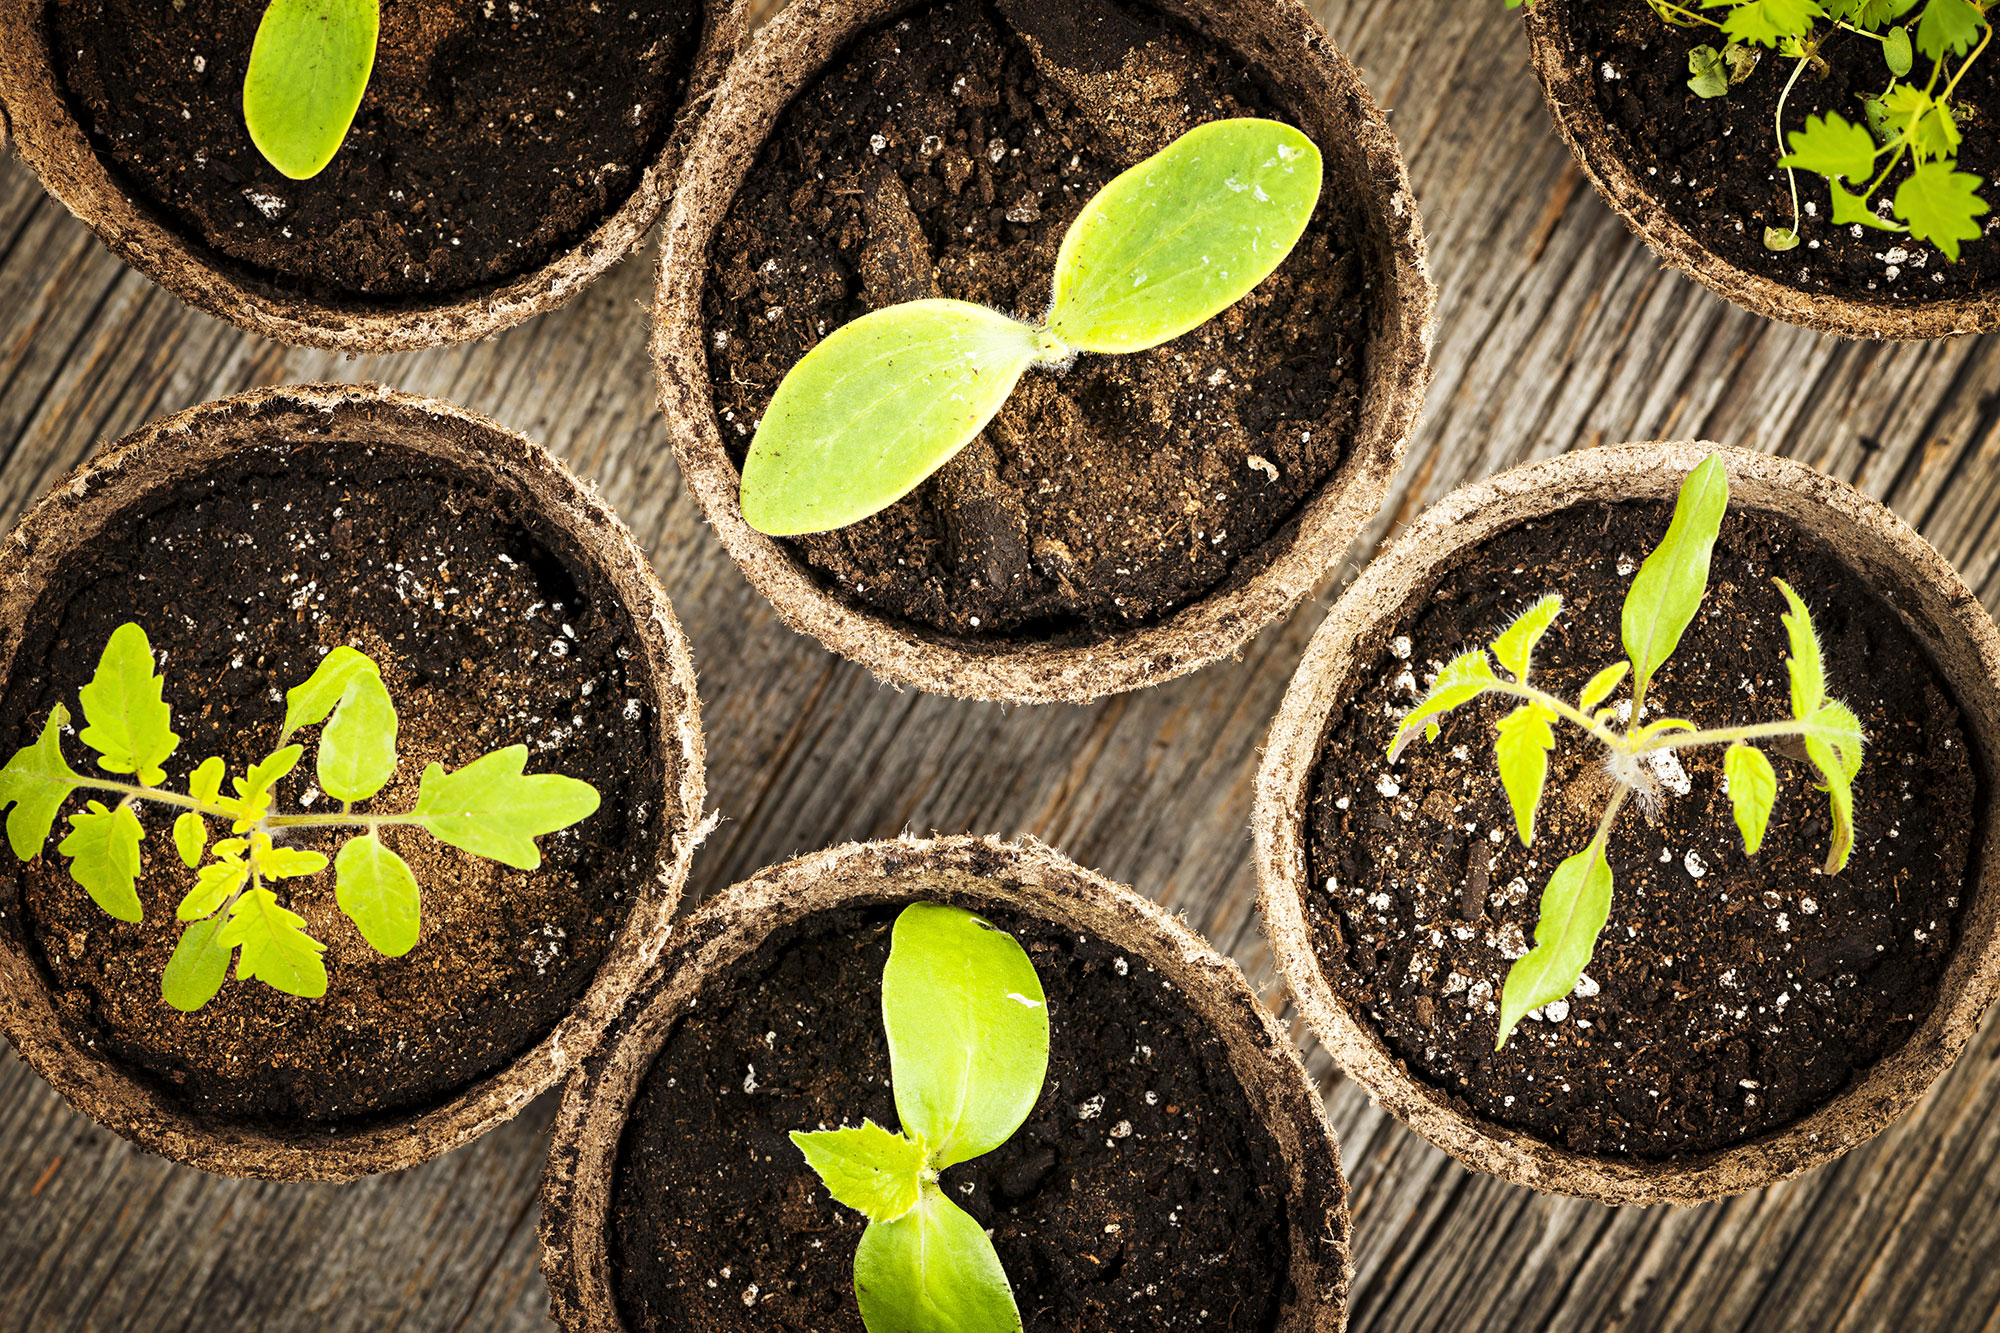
[706,0,1371,638]
[0,441,666,1124]
[609,899,1296,1330]
[48,0,705,298]
[1305,499,1979,1159]
[1563,0,1999,300]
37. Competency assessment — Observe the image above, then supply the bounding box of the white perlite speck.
[1684,849,1708,879]
[1376,775,1401,798]
[1645,748,1691,797]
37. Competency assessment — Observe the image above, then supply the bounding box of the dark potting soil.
[705,0,1372,637]
[47,0,705,298]
[0,441,666,1124]
[609,899,1297,1331]
[1563,0,1999,300]
[1304,500,1979,1158]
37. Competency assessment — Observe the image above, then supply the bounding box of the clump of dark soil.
[1305,499,1979,1158]
[1564,0,1999,299]
[48,0,705,298]
[706,0,1372,638]
[0,442,665,1124]
[609,900,1296,1331]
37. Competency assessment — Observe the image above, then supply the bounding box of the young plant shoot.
[790,902,1050,1333]
[0,624,600,1011]
[738,117,1323,536]
[1509,0,1992,258]
[243,0,381,180]
[1388,456,1868,1048]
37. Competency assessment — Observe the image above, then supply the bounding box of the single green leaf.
[1894,162,1990,263]
[1388,651,1501,762]
[243,0,380,180]
[1825,0,1921,25]
[1779,112,1880,184]
[1724,742,1779,855]
[1829,179,1904,231]
[334,833,420,957]
[188,756,226,806]
[77,622,179,786]
[1915,0,1985,59]
[1772,578,1826,718]
[1622,454,1729,704]
[1687,45,1731,98]
[1046,119,1322,354]
[1577,662,1629,713]
[790,1121,928,1224]
[1494,704,1556,847]
[58,800,144,924]
[0,704,82,859]
[173,812,208,869]
[1725,41,1763,84]
[218,888,328,998]
[257,842,329,880]
[178,860,248,921]
[227,744,305,830]
[317,670,398,803]
[854,1186,1022,1333]
[1492,595,1563,682]
[1496,833,1614,1047]
[1884,23,1914,74]
[881,902,1049,1169]
[1880,84,1962,162]
[1765,226,1803,252]
[282,646,381,741]
[410,746,601,870]
[162,915,233,1013]
[1807,699,1866,779]
[740,300,1041,536]
[1709,0,1827,46]
[1804,733,1857,874]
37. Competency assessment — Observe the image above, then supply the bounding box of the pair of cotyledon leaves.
[740,117,1324,536]
[1389,456,1865,1047]
[0,623,600,1011]
[243,0,380,180]
[790,903,1050,1333]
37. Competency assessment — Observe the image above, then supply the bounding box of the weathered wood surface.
[4,0,2000,1328]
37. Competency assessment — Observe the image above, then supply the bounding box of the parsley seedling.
[1511,0,1993,259]
[791,902,1050,1333]
[1387,456,1867,1047]
[0,624,600,1011]
[738,117,1322,536]
[243,0,380,180]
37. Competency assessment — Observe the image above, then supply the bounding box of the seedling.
[1509,0,1992,259]
[0,624,600,1011]
[243,0,381,180]
[790,902,1050,1333]
[739,117,1322,536]
[1387,456,1867,1047]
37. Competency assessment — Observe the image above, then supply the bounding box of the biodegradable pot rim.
[540,834,1353,1331]
[0,383,710,1181]
[652,0,1435,704]
[1253,442,2000,1206]
[0,0,747,352]
[1522,1,2000,341]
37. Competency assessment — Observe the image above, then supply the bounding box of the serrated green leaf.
[58,800,144,924]
[218,888,328,998]
[410,746,600,870]
[1497,833,1614,1047]
[1708,0,1826,47]
[0,704,82,860]
[1773,578,1826,718]
[791,1120,928,1224]
[282,646,381,741]
[882,902,1049,1170]
[1578,662,1629,713]
[1495,705,1556,847]
[1623,454,1729,706]
[77,622,179,787]
[1047,119,1322,355]
[1894,162,1989,263]
[740,300,1041,537]
[334,833,420,956]
[1881,84,1961,162]
[1389,651,1501,761]
[1724,742,1779,855]
[855,1185,1022,1333]
[1830,179,1904,230]
[1915,0,1985,59]
[1779,112,1879,184]
[173,812,208,868]
[1687,45,1730,97]
[178,860,248,921]
[243,0,380,180]
[1492,595,1563,682]
[227,744,305,831]
[162,915,233,1013]
[318,670,398,803]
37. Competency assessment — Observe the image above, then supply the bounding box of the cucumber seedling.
[1509,0,1992,259]
[791,902,1049,1333]
[0,623,600,1011]
[243,0,381,180]
[1388,456,1868,1047]
[738,117,1323,536]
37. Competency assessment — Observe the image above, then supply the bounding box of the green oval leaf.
[318,670,399,803]
[173,812,209,869]
[854,1186,1022,1333]
[882,902,1049,1170]
[58,800,145,924]
[1492,595,1562,682]
[409,746,601,870]
[0,705,82,860]
[740,300,1040,536]
[1497,833,1614,1047]
[162,915,233,1013]
[283,646,381,741]
[243,0,380,181]
[1724,742,1778,855]
[1884,24,1914,76]
[1577,662,1629,713]
[791,1120,927,1224]
[1622,454,1728,705]
[334,832,420,956]
[1046,118,1322,354]
[78,622,179,787]
[1494,704,1556,847]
